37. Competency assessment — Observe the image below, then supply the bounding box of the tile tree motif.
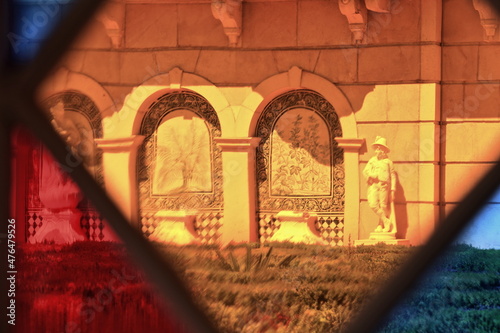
[271,109,331,196]
[256,90,344,213]
[153,111,212,195]
[138,91,223,212]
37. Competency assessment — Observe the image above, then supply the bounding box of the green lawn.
[379,244,500,333]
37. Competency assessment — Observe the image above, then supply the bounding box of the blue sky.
[457,186,500,249]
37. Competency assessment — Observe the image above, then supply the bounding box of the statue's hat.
[372,136,390,152]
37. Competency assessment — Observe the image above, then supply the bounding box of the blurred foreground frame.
[0,1,499,333]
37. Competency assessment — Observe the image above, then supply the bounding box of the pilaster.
[95,135,145,226]
[215,137,261,244]
[335,137,365,243]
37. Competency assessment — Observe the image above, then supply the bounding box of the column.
[215,137,261,244]
[95,135,145,227]
[335,138,365,244]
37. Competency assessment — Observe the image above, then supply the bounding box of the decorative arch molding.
[245,67,363,243]
[37,67,116,123]
[44,91,104,140]
[115,67,232,138]
[243,67,358,139]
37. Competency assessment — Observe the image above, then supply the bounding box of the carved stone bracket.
[96,1,125,49]
[364,0,391,13]
[211,0,243,47]
[338,0,368,43]
[338,0,392,43]
[97,15,123,48]
[472,0,500,41]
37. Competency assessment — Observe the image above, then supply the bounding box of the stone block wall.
[38,0,500,246]
[441,0,500,230]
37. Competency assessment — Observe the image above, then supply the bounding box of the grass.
[120,241,414,332]
[379,244,500,333]
[17,241,499,332]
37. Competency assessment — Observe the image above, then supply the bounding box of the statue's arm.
[362,158,372,180]
[389,160,396,191]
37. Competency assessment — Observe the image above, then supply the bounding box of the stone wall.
[36,0,500,246]
[442,0,500,224]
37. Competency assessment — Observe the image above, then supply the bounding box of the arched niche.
[137,91,223,244]
[255,89,346,245]
[244,68,363,245]
[44,91,104,179]
[23,91,108,242]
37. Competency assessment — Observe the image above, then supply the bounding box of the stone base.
[370,231,396,240]
[32,209,86,244]
[269,221,328,245]
[354,239,411,246]
[149,211,199,245]
[268,211,327,245]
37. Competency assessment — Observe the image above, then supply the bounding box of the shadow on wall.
[394,172,408,239]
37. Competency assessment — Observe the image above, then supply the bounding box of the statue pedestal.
[268,211,327,245]
[32,209,86,244]
[149,211,200,245]
[354,231,410,246]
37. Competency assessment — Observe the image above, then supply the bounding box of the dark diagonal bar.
[343,158,500,333]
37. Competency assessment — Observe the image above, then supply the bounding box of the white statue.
[363,136,396,233]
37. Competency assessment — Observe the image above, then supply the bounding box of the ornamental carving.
[472,0,500,41]
[256,90,345,213]
[211,0,243,47]
[338,0,392,43]
[138,91,223,212]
